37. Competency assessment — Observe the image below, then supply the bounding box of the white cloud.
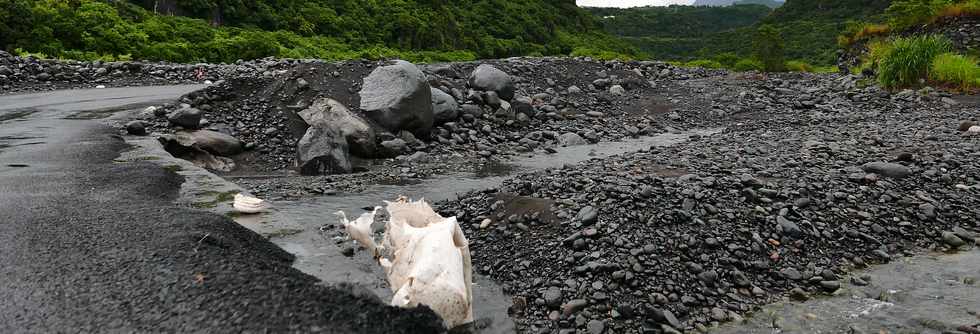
[577,0,694,7]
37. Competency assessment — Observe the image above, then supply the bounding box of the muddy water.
[261,129,722,333]
[715,250,980,334]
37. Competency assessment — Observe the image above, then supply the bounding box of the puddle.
[714,250,980,334]
[257,128,723,333]
[0,109,40,122]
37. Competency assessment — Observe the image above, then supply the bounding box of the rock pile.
[142,57,713,175]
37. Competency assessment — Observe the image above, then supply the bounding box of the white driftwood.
[337,198,473,329]
[233,193,271,214]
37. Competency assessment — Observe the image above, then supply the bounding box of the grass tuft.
[785,60,814,72]
[877,35,952,88]
[930,52,980,90]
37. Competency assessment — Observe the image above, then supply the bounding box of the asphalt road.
[0,87,443,333]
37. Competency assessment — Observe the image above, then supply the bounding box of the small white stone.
[95,85,106,89]
[968,125,980,134]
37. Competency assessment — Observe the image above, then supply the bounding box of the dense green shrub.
[733,58,765,71]
[712,52,741,68]
[753,24,786,72]
[877,35,953,88]
[930,52,980,89]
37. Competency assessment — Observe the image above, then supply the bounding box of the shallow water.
[714,250,980,334]
[264,129,723,333]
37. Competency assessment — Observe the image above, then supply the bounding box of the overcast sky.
[576,0,694,7]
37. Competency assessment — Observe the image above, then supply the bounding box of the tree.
[754,24,785,72]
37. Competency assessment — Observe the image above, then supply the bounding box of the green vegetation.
[587,5,771,38]
[0,0,637,63]
[840,0,980,47]
[754,24,786,72]
[685,59,724,69]
[875,35,953,88]
[585,4,771,61]
[734,58,765,71]
[930,52,980,89]
[734,0,785,8]
[588,0,892,66]
[785,60,814,72]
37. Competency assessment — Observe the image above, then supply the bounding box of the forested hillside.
[693,0,784,8]
[588,0,891,65]
[0,0,635,63]
[585,4,772,60]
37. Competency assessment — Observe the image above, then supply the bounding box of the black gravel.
[0,122,443,332]
[437,72,980,333]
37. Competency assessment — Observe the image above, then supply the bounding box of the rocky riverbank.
[437,72,980,333]
[64,53,977,333]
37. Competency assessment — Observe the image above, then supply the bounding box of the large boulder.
[299,98,377,158]
[182,130,243,156]
[297,125,352,175]
[431,87,459,124]
[359,60,433,138]
[167,106,202,129]
[468,64,514,101]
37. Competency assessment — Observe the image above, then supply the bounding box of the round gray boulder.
[167,106,202,129]
[468,64,515,101]
[431,87,459,124]
[359,60,433,138]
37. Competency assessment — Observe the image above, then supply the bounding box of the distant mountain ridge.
[694,0,784,8]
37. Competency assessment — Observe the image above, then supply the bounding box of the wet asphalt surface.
[0,87,443,333]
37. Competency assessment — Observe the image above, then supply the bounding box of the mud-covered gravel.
[437,73,980,333]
